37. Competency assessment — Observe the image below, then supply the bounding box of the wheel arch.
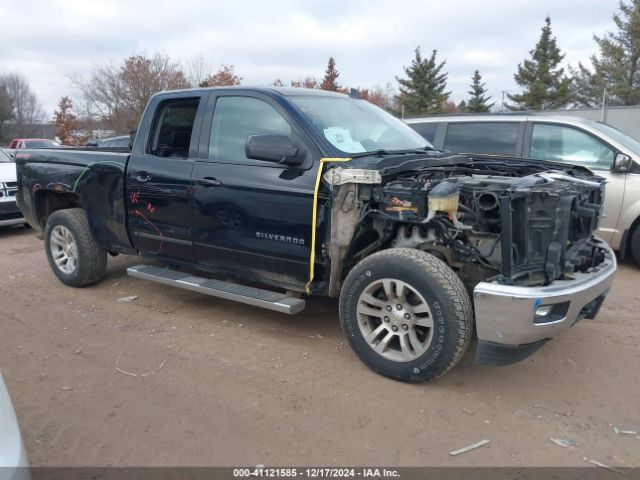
[623,214,640,264]
[35,190,83,229]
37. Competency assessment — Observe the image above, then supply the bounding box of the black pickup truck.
[15,87,616,382]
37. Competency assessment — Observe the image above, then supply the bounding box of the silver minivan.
[405,114,640,265]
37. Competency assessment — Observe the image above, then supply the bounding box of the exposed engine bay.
[335,156,608,290]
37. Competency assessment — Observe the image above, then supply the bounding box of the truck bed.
[15,148,134,254]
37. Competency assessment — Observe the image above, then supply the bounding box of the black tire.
[44,208,107,287]
[339,248,473,383]
[630,226,640,267]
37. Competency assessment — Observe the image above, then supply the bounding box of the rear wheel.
[44,208,107,287]
[339,248,473,383]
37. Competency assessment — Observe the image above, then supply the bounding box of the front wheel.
[44,208,107,287]
[339,248,473,383]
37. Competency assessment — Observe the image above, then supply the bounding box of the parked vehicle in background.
[84,135,130,149]
[14,87,616,382]
[0,148,25,228]
[0,374,30,480]
[406,114,640,265]
[8,139,61,149]
[98,134,130,148]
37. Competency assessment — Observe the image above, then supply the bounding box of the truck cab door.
[126,93,207,262]
[191,92,321,290]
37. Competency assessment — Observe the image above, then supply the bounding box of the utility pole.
[500,90,516,112]
[600,87,607,122]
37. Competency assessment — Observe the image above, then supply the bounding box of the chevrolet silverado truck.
[15,87,616,382]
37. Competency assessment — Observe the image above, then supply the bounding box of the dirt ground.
[0,225,638,468]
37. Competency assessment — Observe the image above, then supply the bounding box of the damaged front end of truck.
[323,153,616,365]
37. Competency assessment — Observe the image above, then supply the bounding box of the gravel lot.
[0,225,638,468]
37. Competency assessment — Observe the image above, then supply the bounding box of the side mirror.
[613,153,632,173]
[246,134,305,166]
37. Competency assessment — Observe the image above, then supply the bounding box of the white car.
[0,149,25,228]
[0,374,29,480]
[405,114,640,265]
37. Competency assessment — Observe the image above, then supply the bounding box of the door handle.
[196,177,222,187]
[134,172,152,183]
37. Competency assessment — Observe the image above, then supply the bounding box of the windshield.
[589,121,640,154]
[0,148,12,162]
[25,140,60,148]
[289,96,431,154]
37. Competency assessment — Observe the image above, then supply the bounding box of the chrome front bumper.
[473,239,616,355]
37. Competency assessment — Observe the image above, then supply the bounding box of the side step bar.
[127,265,305,315]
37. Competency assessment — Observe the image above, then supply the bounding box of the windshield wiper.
[348,146,435,159]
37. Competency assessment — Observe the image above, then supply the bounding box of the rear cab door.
[126,91,209,262]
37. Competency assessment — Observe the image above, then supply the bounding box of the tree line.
[399,0,640,116]
[1,0,638,144]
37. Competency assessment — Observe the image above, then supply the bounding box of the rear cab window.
[444,122,520,156]
[148,98,200,158]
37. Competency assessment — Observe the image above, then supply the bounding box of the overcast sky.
[0,0,619,116]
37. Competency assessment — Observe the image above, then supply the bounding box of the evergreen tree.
[507,17,572,110]
[457,100,468,112]
[320,57,340,91]
[572,0,640,106]
[396,47,451,116]
[466,70,494,112]
[53,96,78,145]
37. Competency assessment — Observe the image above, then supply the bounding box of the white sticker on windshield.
[323,127,365,153]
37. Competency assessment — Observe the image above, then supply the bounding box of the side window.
[148,98,200,158]
[444,122,519,156]
[529,123,615,170]
[410,122,439,144]
[209,96,292,163]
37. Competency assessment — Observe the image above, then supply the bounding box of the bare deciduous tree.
[290,77,319,89]
[184,54,213,88]
[0,84,12,141]
[72,53,190,133]
[0,73,45,139]
[356,87,387,107]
